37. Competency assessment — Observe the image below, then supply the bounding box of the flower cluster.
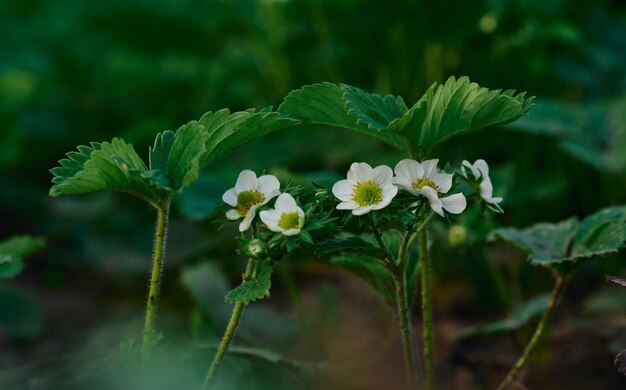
[222,170,305,235]
[331,158,501,217]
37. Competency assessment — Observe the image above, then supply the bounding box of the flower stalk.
[204,257,257,389]
[142,196,172,364]
[419,226,434,390]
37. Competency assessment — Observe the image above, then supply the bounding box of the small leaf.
[0,235,45,258]
[489,205,626,270]
[489,218,578,266]
[225,260,274,304]
[615,350,626,376]
[331,254,395,304]
[0,256,23,279]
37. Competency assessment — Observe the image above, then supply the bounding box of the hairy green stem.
[496,273,566,390]
[419,226,434,390]
[204,258,256,389]
[391,264,420,389]
[142,197,171,364]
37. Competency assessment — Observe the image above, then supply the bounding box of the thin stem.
[419,226,434,390]
[391,268,420,389]
[203,258,257,389]
[142,196,171,364]
[496,273,566,390]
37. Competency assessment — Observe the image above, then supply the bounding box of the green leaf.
[489,205,626,270]
[402,76,534,150]
[457,294,550,339]
[0,235,45,258]
[278,82,407,150]
[49,138,161,202]
[225,260,274,304]
[330,254,395,304]
[0,236,45,279]
[279,78,533,154]
[199,108,299,166]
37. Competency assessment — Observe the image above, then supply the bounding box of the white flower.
[392,159,466,217]
[461,159,503,212]
[259,193,305,236]
[222,170,280,232]
[332,162,398,215]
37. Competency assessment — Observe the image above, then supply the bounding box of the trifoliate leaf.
[199,108,299,166]
[331,254,396,304]
[489,205,626,270]
[279,77,533,154]
[457,294,550,339]
[225,260,273,304]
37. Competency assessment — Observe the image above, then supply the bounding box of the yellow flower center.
[353,180,383,206]
[412,178,437,190]
[236,190,265,215]
[278,212,301,230]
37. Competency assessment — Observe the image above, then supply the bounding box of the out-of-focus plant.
[490,205,626,389]
[48,108,298,365]
[279,76,533,389]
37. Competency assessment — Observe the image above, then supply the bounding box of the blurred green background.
[2,0,626,389]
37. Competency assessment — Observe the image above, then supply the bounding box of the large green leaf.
[403,76,534,150]
[225,260,274,304]
[489,206,626,270]
[278,77,533,154]
[199,108,300,166]
[50,121,209,202]
[278,82,408,150]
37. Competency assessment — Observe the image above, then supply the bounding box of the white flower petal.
[239,204,260,232]
[461,160,472,179]
[432,173,453,194]
[258,174,281,200]
[274,193,297,212]
[420,159,439,179]
[479,176,494,199]
[394,159,423,182]
[226,209,241,221]
[441,193,467,214]
[235,170,258,193]
[282,228,301,236]
[474,159,490,177]
[371,165,393,185]
[222,187,238,207]
[348,162,373,182]
[392,176,413,191]
[332,179,354,202]
[487,196,503,205]
[352,205,372,216]
[337,201,358,210]
[259,209,281,231]
[420,186,444,217]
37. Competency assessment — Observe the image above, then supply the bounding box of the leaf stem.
[203,257,257,389]
[419,226,435,390]
[496,272,566,390]
[142,196,171,364]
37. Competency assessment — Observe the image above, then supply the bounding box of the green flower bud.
[448,224,467,247]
